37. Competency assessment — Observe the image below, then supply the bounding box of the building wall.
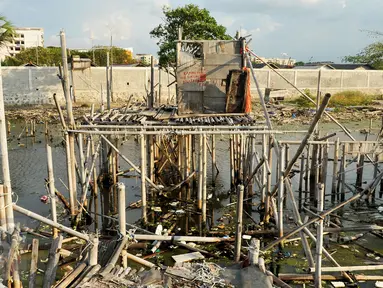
[2,67,383,106]
[0,28,44,60]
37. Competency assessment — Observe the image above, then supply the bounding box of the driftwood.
[28,239,39,288]
[43,234,63,288]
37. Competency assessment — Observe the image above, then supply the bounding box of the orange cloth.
[243,68,252,113]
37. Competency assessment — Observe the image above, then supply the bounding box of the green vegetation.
[0,15,15,48]
[287,90,379,108]
[1,45,137,66]
[343,30,383,69]
[150,4,231,74]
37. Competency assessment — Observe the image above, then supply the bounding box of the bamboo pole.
[230,136,235,191]
[341,143,347,202]
[271,93,331,198]
[235,185,244,262]
[100,236,129,276]
[140,134,147,224]
[263,169,383,251]
[28,239,39,288]
[77,264,101,286]
[118,183,126,236]
[264,136,273,224]
[202,134,207,227]
[212,134,216,186]
[89,234,98,266]
[198,134,203,209]
[60,31,77,220]
[78,134,86,190]
[278,145,285,239]
[13,205,90,241]
[310,264,383,273]
[261,133,267,203]
[298,154,305,211]
[46,144,58,238]
[56,262,87,288]
[0,185,6,230]
[315,183,324,288]
[331,138,340,203]
[125,252,156,268]
[285,178,352,282]
[43,234,63,288]
[133,234,233,243]
[0,64,14,233]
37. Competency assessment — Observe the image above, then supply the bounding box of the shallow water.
[1,119,383,286]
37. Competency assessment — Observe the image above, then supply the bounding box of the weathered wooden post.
[117,182,126,236]
[0,53,14,233]
[235,185,244,262]
[211,134,216,186]
[248,238,260,265]
[278,145,285,239]
[60,30,77,220]
[315,183,324,288]
[89,234,99,266]
[46,144,58,238]
[331,138,340,203]
[28,239,39,288]
[140,134,147,224]
[202,134,207,228]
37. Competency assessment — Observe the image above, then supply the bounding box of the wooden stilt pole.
[198,134,203,210]
[298,154,305,212]
[212,135,216,186]
[117,182,126,236]
[0,185,6,230]
[47,144,58,238]
[28,238,39,288]
[264,136,273,224]
[340,143,347,202]
[43,235,63,288]
[315,183,324,288]
[140,134,147,224]
[278,145,285,239]
[202,134,207,229]
[60,31,77,221]
[235,185,244,262]
[331,138,340,203]
[261,133,267,203]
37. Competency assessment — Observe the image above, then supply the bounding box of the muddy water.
[2,119,383,287]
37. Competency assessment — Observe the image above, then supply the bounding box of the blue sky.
[1,0,381,62]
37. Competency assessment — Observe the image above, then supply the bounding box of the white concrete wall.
[2,67,383,105]
[252,69,383,96]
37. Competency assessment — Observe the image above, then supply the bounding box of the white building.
[0,27,44,60]
[253,56,296,66]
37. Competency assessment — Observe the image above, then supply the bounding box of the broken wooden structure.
[1,32,383,288]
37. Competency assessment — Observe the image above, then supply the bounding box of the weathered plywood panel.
[204,54,242,66]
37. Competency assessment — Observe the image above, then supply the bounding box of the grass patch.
[287,90,379,108]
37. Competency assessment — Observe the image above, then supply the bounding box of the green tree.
[343,42,383,69]
[2,45,137,66]
[2,46,62,66]
[0,15,15,48]
[295,61,305,66]
[150,4,231,74]
[72,46,136,66]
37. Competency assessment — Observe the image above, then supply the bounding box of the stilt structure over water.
[2,32,383,287]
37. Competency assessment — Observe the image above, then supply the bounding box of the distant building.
[293,63,374,70]
[136,54,158,65]
[0,27,44,60]
[253,56,296,67]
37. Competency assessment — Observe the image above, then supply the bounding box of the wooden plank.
[172,252,204,263]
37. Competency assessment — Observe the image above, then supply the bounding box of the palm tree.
[0,15,15,48]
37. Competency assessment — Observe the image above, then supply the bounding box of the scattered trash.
[40,195,49,204]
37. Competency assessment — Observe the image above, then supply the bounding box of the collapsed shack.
[2,32,383,288]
